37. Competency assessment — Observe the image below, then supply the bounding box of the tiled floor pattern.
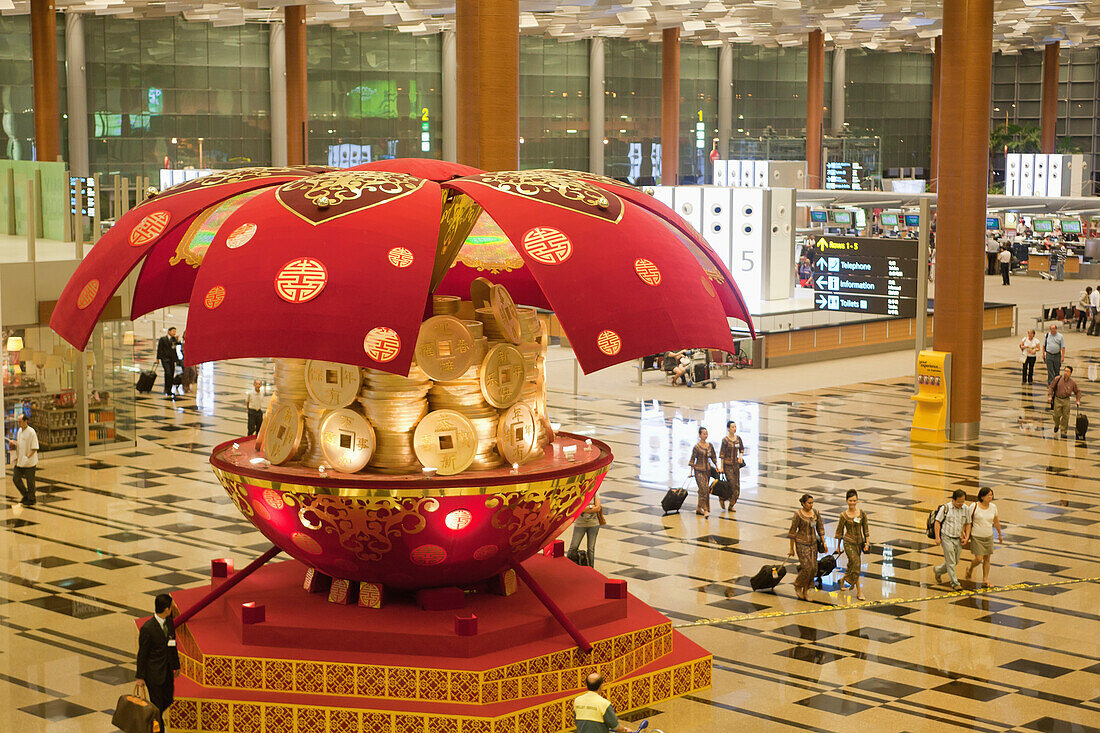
[1,344,1099,732]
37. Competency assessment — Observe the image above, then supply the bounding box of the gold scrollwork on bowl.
[293,494,440,563]
[485,475,598,554]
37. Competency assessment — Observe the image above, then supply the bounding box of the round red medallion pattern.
[596,329,622,356]
[445,509,473,531]
[291,531,323,555]
[521,227,573,265]
[128,210,171,247]
[701,275,716,298]
[410,544,447,566]
[204,285,226,310]
[275,257,328,303]
[76,279,100,310]
[226,222,257,249]
[363,327,401,363]
[633,258,661,286]
[473,545,499,561]
[387,247,415,268]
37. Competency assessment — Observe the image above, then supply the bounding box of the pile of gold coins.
[259,279,550,477]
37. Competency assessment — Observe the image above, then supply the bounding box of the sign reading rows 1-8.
[811,236,919,318]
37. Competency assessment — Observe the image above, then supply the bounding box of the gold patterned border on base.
[167,655,711,733]
[179,624,673,702]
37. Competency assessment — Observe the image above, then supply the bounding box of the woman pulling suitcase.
[787,494,825,601]
[718,421,745,512]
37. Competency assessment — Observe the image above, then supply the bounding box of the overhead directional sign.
[812,253,918,280]
[813,273,917,299]
[824,161,863,191]
[811,235,919,317]
[815,292,916,317]
[811,236,918,260]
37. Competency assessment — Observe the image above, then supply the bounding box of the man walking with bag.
[135,593,180,731]
[932,489,971,590]
[7,414,39,507]
[1047,365,1082,436]
[156,328,179,399]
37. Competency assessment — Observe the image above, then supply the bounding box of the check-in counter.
[1028,252,1081,275]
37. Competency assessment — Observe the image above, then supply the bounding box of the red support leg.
[509,560,592,653]
[174,546,281,627]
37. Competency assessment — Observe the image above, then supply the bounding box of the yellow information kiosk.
[911,350,951,442]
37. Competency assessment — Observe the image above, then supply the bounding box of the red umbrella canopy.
[50,162,755,377]
[442,169,752,372]
[184,169,444,377]
[50,166,330,350]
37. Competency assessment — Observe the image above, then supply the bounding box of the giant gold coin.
[479,343,526,409]
[471,277,494,310]
[415,316,475,381]
[488,284,523,344]
[305,360,362,408]
[319,408,375,473]
[413,409,478,476]
[263,402,304,465]
[497,401,538,465]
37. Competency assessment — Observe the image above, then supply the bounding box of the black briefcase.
[710,478,733,501]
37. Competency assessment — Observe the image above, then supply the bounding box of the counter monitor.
[1061,220,1082,234]
[881,213,899,227]
[904,214,920,227]
[986,217,1000,229]
[810,210,828,223]
[832,210,852,225]
[1033,219,1054,233]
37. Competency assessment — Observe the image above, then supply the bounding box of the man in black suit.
[156,328,179,398]
[136,593,180,731]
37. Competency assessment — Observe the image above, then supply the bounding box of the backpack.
[925,504,947,539]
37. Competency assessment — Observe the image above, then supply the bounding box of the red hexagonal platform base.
[162,554,711,732]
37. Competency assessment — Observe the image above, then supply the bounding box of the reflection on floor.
[2,347,1099,733]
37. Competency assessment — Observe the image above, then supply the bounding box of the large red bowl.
[209,434,611,589]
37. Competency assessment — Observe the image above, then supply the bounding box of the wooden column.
[285,6,307,167]
[805,30,824,188]
[30,0,60,162]
[456,0,519,171]
[933,0,993,441]
[930,36,941,192]
[660,27,680,186]
[1040,41,1060,154]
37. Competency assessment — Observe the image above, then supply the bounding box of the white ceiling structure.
[3,0,1100,54]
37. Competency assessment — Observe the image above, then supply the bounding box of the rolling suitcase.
[136,370,157,393]
[661,487,688,515]
[750,564,786,591]
[1076,408,1088,440]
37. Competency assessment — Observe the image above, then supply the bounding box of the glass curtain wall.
[0,16,67,163]
[84,18,271,180]
[679,44,718,183]
[845,49,932,172]
[605,39,660,183]
[519,37,588,171]
[307,29,441,166]
[991,48,1098,180]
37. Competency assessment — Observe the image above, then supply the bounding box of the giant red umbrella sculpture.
[50,162,754,594]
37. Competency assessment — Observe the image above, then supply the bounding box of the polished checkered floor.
[2,333,1099,732]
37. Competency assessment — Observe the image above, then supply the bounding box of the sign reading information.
[811,236,919,318]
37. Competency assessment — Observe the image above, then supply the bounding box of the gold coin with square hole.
[415,316,475,381]
[489,284,523,344]
[497,401,538,465]
[263,402,304,465]
[305,360,362,408]
[479,343,527,409]
[413,409,478,476]
[319,408,375,473]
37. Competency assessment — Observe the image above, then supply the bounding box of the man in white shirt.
[245,380,266,436]
[7,414,40,506]
[1088,285,1100,336]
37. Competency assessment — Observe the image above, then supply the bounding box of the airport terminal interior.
[2,2,1100,732]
